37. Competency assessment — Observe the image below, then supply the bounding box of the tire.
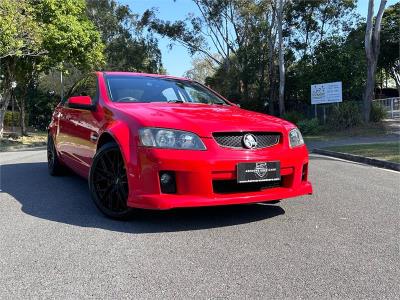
[47,135,64,176]
[89,142,134,220]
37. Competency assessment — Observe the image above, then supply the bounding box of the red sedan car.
[48,72,312,219]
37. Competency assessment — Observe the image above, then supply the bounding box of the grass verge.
[325,142,400,163]
[304,122,388,142]
[0,132,47,151]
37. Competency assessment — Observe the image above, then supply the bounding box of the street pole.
[60,69,64,101]
[11,89,14,133]
[11,81,17,134]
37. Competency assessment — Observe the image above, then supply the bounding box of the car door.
[58,74,103,177]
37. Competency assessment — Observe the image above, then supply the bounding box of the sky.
[120,0,398,77]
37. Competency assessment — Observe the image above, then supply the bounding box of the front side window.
[105,75,227,105]
[66,75,98,102]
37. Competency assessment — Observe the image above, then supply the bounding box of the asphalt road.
[0,149,399,299]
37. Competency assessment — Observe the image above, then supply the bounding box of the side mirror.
[67,96,95,110]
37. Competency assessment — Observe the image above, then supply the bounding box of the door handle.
[90,132,98,142]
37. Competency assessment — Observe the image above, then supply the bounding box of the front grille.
[213,132,280,149]
[213,179,281,194]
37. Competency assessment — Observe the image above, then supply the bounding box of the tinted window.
[105,76,227,105]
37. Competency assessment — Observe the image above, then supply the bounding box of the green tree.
[146,0,273,99]
[0,0,42,137]
[378,2,400,94]
[286,31,366,112]
[285,0,358,59]
[184,56,218,83]
[0,0,104,136]
[148,0,361,116]
[35,0,105,71]
[86,0,163,73]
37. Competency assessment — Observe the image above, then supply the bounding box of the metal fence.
[372,97,400,119]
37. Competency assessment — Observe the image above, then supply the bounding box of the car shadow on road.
[0,162,285,233]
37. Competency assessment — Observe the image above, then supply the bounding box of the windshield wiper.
[167,99,185,103]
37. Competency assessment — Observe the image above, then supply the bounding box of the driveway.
[0,150,399,299]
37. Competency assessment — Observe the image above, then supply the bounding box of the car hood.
[114,103,293,137]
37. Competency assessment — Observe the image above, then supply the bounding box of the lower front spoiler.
[128,181,312,210]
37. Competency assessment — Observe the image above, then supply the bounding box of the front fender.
[99,121,139,198]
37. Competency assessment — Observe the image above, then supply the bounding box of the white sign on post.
[311,81,342,104]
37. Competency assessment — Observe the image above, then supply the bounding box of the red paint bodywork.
[49,72,312,209]
[68,95,92,106]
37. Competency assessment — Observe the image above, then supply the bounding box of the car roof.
[102,71,190,82]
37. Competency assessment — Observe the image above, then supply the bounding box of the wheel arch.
[96,132,117,150]
[95,123,137,200]
[96,122,137,172]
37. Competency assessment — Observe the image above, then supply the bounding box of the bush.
[27,90,59,130]
[4,111,29,127]
[370,102,388,122]
[240,98,265,112]
[297,118,320,135]
[327,101,362,129]
[281,111,305,125]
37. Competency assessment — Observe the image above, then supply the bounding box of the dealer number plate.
[237,161,281,183]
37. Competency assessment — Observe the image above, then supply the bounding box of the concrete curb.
[313,148,400,172]
[0,142,47,152]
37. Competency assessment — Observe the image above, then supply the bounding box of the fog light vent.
[159,171,177,194]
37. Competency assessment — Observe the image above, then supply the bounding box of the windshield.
[105,75,228,105]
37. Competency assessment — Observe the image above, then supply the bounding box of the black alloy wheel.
[89,142,134,220]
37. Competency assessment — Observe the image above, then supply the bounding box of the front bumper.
[126,139,312,209]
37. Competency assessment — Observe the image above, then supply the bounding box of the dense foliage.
[0,0,105,135]
[86,0,163,73]
[150,0,397,127]
[0,0,163,134]
[148,0,370,114]
[378,2,400,93]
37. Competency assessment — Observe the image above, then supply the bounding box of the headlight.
[139,128,206,150]
[288,128,304,148]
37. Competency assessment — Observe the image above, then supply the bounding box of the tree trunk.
[0,58,16,138]
[266,4,277,115]
[258,49,266,106]
[277,0,285,116]
[19,97,27,136]
[16,83,29,136]
[363,0,387,122]
[0,86,11,138]
[0,109,6,138]
[364,61,377,121]
[389,65,400,96]
[267,48,276,116]
[242,78,249,100]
